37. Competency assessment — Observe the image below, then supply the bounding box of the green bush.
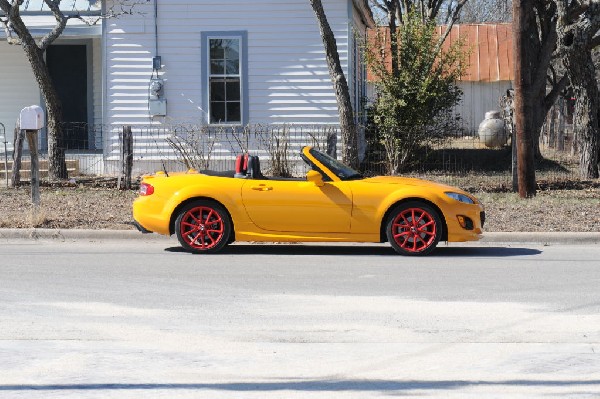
[365,13,467,174]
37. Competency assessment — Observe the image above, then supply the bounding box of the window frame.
[201,31,248,126]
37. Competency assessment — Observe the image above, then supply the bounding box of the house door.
[46,44,88,150]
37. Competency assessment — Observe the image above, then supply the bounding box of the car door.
[241,179,352,233]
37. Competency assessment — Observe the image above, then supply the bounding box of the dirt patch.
[0,186,137,230]
[1,182,599,232]
[476,189,600,232]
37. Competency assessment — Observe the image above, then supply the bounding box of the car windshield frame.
[305,147,364,181]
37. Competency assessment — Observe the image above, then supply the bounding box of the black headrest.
[247,155,264,179]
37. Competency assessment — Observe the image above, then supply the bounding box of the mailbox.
[19,105,45,130]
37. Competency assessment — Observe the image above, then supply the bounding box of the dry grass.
[1,182,599,232]
[0,186,137,230]
[475,189,600,232]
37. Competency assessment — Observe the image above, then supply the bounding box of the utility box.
[19,105,45,130]
[149,77,167,117]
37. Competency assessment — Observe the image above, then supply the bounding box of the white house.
[0,0,374,171]
[0,0,103,152]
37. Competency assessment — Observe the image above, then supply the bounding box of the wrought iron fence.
[2,121,584,190]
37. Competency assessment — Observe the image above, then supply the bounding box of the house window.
[201,31,248,125]
[209,39,240,123]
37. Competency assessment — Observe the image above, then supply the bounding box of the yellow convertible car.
[133,146,484,256]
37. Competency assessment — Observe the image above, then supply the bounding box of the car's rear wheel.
[175,200,231,254]
[386,201,442,256]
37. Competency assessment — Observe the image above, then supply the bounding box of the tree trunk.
[556,2,600,179]
[574,87,600,178]
[513,0,537,197]
[530,85,548,159]
[569,52,600,178]
[557,97,565,151]
[20,41,67,180]
[309,0,359,169]
[6,8,68,180]
[10,120,24,188]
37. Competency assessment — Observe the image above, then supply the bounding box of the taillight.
[139,182,154,196]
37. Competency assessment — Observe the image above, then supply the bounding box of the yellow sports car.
[133,146,484,255]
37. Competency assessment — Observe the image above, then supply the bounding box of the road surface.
[1,238,599,398]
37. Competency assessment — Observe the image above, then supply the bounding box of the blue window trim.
[201,30,249,125]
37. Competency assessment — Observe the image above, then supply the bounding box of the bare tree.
[459,0,512,22]
[371,0,468,46]
[369,0,469,93]
[555,0,600,179]
[309,0,360,168]
[0,1,140,180]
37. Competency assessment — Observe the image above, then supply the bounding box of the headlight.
[445,192,474,204]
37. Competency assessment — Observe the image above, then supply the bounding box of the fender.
[163,183,248,228]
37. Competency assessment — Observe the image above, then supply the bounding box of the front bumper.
[446,204,485,243]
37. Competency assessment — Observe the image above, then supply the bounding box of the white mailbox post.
[1,122,6,187]
[19,106,45,206]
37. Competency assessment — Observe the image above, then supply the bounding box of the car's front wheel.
[175,200,232,254]
[386,201,442,256]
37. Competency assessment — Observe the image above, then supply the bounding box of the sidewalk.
[1,228,599,245]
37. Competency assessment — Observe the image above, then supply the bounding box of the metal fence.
[1,121,584,190]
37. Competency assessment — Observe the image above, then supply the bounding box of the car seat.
[234,154,249,178]
[247,155,265,179]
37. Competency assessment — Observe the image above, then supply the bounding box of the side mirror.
[306,170,324,187]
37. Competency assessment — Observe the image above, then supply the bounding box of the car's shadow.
[165,245,541,257]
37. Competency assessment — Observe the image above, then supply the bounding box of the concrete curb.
[1,228,599,245]
[480,232,600,245]
[0,228,164,241]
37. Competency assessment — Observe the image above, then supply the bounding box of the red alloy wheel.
[390,207,437,253]
[179,206,225,250]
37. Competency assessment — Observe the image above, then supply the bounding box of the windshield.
[305,148,363,181]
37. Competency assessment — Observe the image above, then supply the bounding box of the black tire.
[175,200,232,254]
[385,201,443,256]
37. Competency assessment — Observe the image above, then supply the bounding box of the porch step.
[0,159,80,179]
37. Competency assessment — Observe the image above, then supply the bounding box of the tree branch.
[370,0,388,13]
[432,0,467,57]
[532,18,558,94]
[38,0,68,50]
[103,1,147,19]
[543,74,569,113]
[0,16,18,43]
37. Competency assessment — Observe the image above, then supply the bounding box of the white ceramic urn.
[478,111,507,147]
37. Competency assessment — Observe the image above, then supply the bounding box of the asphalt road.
[1,237,600,398]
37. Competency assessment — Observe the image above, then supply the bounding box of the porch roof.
[9,0,101,16]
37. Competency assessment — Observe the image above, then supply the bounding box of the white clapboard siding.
[104,0,352,129]
[0,42,40,151]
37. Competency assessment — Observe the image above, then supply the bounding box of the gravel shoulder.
[1,185,599,232]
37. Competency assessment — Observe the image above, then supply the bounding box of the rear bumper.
[132,219,153,234]
[132,196,173,236]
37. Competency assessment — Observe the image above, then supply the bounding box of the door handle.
[251,185,273,191]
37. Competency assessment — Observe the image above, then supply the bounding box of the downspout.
[148,0,166,118]
[154,0,158,59]
[101,0,107,157]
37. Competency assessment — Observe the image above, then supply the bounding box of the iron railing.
[1,121,584,190]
